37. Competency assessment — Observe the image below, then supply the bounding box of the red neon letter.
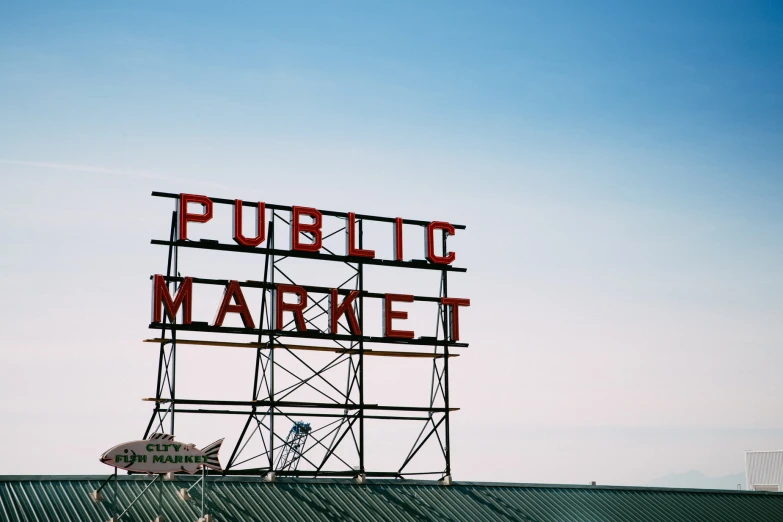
[426,221,456,264]
[275,284,308,331]
[346,212,375,258]
[151,274,193,324]
[233,200,266,247]
[179,193,213,241]
[330,289,361,334]
[383,293,414,338]
[214,280,255,329]
[291,206,322,252]
[441,298,470,341]
[393,217,404,261]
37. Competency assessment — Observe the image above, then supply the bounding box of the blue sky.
[0,1,782,485]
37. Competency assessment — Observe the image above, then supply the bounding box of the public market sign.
[141,191,470,478]
[100,433,223,474]
[151,193,471,341]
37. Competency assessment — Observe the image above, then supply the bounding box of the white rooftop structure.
[746,450,783,492]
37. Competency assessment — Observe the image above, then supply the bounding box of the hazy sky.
[1,1,782,486]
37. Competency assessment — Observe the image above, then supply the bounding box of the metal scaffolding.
[143,192,468,480]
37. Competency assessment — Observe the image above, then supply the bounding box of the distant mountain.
[645,470,745,490]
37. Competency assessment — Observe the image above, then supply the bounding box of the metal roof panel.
[1,475,782,522]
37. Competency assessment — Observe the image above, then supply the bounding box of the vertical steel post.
[201,466,206,516]
[442,229,451,477]
[269,214,276,470]
[358,219,365,473]
[112,467,117,518]
[145,208,177,439]
[170,203,179,436]
[253,219,273,401]
[225,218,275,472]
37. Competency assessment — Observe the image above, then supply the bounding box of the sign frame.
[143,191,470,481]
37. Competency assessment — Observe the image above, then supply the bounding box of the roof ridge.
[0,475,772,495]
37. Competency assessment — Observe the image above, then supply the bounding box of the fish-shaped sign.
[100,433,224,474]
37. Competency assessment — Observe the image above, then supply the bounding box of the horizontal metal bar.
[148,322,468,348]
[214,469,445,478]
[152,191,466,230]
[216,469,401,478]
[167,408,255,415]
[145,398,458,412]
[171,408,431,421]
[143,338,457,358]
[144,398,271,406]
[197,468,445,478]
[151,239,467,272]
[154,274,444,303]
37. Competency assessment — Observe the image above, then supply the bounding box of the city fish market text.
[151,194,470,340]
[100,433,223,474]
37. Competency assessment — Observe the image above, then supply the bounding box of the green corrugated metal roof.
[1,475,781,522]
